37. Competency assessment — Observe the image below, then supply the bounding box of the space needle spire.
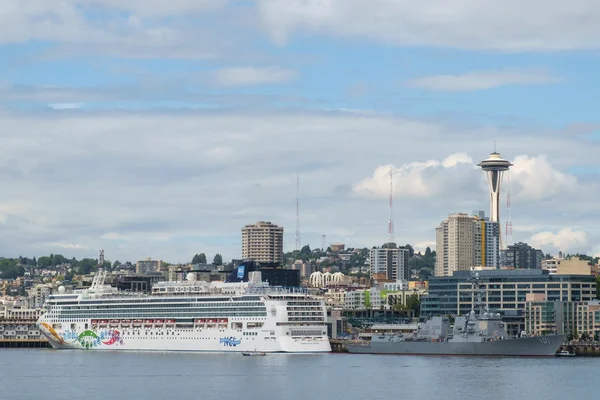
[477,147,513,224]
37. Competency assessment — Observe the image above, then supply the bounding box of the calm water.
[1,349,599,400]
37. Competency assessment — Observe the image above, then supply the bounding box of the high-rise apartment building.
[136,257,163,274]
[473,210,501,269]
[241,221,284,264]
[435,211,500,277]
[502,242,544,269]
[370,243,410,281]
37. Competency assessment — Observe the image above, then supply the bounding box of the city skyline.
[1,2,600,262]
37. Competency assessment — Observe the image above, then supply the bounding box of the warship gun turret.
[347,272,564,356]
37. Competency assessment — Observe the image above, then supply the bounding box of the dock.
[0,339,50,348]
[0,318,49,348]
[561,343,600,357]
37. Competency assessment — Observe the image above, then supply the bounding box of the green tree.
[403,244,415,258]
[192,253,207,264]
[37,256,52,268]
[406,294,421,317]
[113,260,122,269]
[1,265,25,279]
[213,254,223,265]
[52,254,68,266]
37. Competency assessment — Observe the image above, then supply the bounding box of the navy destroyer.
[347,272,565,356]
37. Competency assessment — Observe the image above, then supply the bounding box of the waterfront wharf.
[0,318,49,348]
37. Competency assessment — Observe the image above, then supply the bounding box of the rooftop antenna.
[388,165,395,243]
[295,172,300,252]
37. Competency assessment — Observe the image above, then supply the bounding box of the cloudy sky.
[1,0,600,263]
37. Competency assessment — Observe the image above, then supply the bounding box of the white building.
[344,290,366,309]
[370,287,383,309]
[27,284,52,308]
[370,243,409,281]
[383,280,409,291]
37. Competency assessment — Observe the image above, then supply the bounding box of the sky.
[1,0,600,264]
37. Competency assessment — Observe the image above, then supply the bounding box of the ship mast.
[469,271,487,316]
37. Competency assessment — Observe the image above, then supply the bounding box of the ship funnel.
[249,271,262,284]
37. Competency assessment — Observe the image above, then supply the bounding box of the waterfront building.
[241,221,284,264]
[542,256,592,275]
[370,243,410,281]
[421,269,596,335]
[324,289,346,308]
[525,298,600,339]
[344,290,367,309]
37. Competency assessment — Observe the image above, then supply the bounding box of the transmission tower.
[387,165,395,243]
[322,234,327,252]
[505,171,513,247]
[295,172,301,251]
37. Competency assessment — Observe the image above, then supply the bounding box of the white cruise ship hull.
[40,324,330,353]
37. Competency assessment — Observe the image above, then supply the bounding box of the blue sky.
[1,0,600,262]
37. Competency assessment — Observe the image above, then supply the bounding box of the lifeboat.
[165,320,175,325]
[133,320,143,326]
[121,320,131,326]
[110,320,119,326]
[195,319,205,325]
[154,320,164,325]
[144,319,153,325]
[99,320,108,326]
[91,320,98,324]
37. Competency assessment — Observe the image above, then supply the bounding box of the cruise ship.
[37,270,331,353]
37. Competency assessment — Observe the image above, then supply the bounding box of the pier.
[561,343,600,357]
[0,339,50,348]
[0,318,49,348]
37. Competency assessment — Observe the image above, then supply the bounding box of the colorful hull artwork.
[41,323,66,345]
[41,327,124,350]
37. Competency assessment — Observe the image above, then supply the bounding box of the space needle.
[477,147,513,224]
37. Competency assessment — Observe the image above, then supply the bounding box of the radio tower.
[321,234,327,252]
[295,172,301,251]
[388,165,395,243]
[505,171,513,247]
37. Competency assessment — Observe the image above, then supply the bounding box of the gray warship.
[347,273,565,357]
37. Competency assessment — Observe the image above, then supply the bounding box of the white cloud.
[408,69,559,92]
[256,0,600,51]
[509,154,578,201]
[352,153,476,198]
[102,233,126,240]
[1,110,599,262]
[213,67,296,86]
[52,243,90,250]
[48,103,84,110]
[0,0,238,59]
[529,228,588,253]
